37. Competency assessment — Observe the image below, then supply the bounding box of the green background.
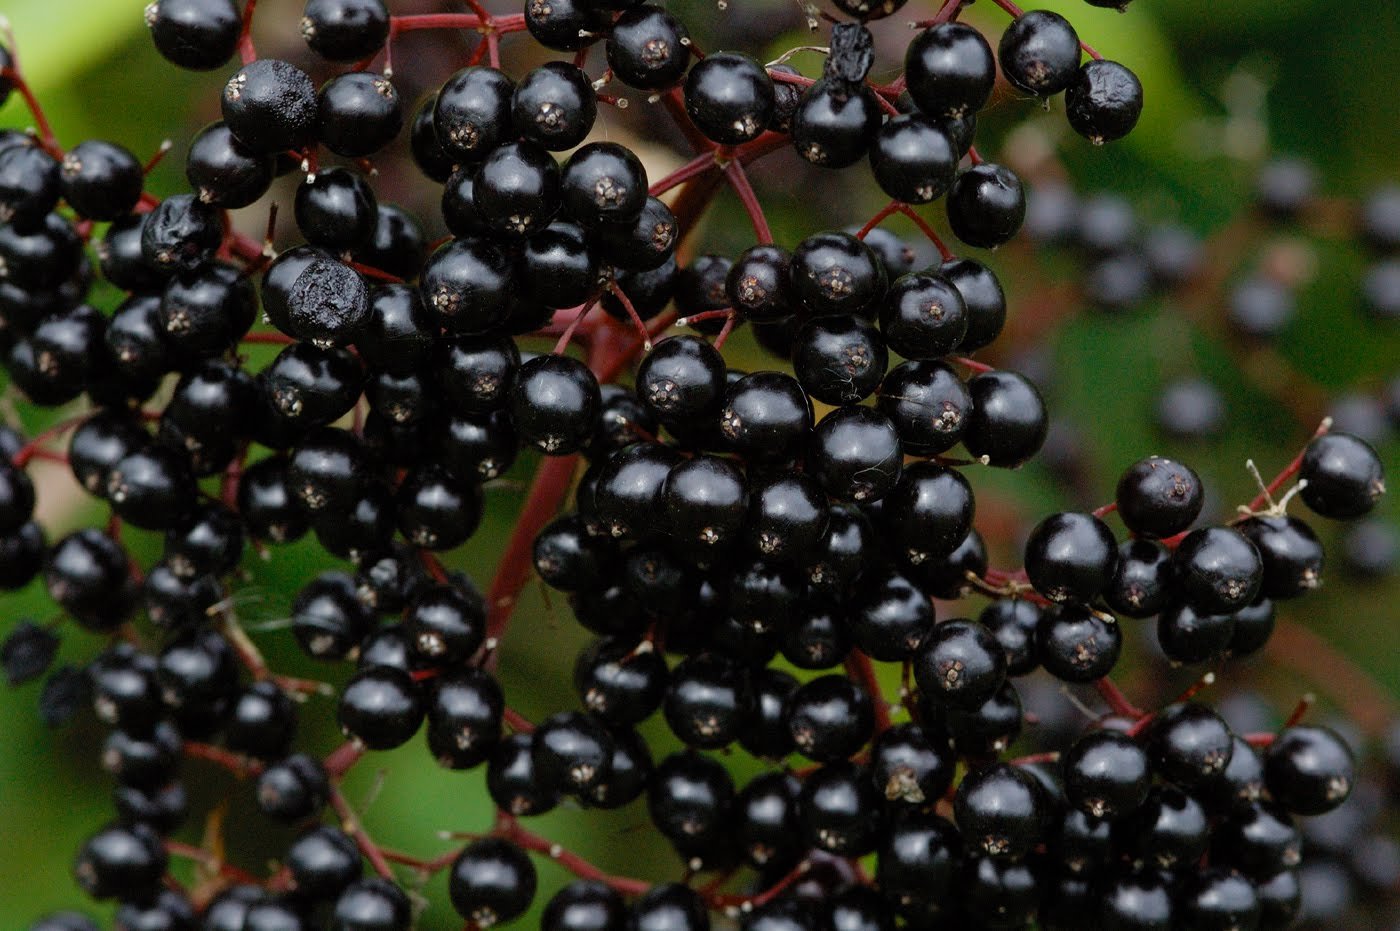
[1,0,1396,926]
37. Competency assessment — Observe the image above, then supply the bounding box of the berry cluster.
[0,0,1395,928]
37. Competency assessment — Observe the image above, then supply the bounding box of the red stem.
[651,152,717,197]
[237,0,259,65]
[659,87,715,154]
[142,139,173,175]
[950,355,995,374]
[1243,418,1331,514]
[552,297,600,355]
[1094,676,1146,720]
[497,814,652,896]
[331,788,396,880]
[482,455,580,670]
[183,742,262,777]
[11,411,93,467]
[0,68,59,150]
[1092,501,1118,519]
[712,312,738,350]
[912,0,968,28]
[856,201,902,240]
[503,707,535,734]
[389,12,489,32]
[895,204,956,261]
[165,841,263,886]
[723,157,772,244]
[324,740,366,779]
[844,649,893,732]
[604,281,655,351]
[240,331,295,345]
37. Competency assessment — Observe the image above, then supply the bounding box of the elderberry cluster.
[0,0,1394,929]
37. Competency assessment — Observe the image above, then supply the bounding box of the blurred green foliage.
[0,0,1396,927]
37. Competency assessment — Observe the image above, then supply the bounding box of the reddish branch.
[237,0,259,64]
[845,649,894,732]
[11,411,93,467]
[1094,676,1146,720]
[1241,418,1331,514]
[722,157,772,244]
[481,454,580,671]
[166,841,264,886]
[331,787,397,880]
[0,67,59,150]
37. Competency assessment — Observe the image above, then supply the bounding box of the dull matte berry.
[140,193,222,272]
[221,59,319,154]
[146,0,241,70]
[259,246,370,345]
